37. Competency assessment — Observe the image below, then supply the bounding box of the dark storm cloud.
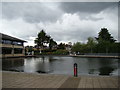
[2,2,63,23]
[2,2,117,23]
[60,2,117,14]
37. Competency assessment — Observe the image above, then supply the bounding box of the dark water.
[2,56,119,76]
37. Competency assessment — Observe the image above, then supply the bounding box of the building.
[65,42,72,50]
[0,33,26,58]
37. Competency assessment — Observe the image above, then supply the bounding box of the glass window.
[2,40,12,44]
[14,48,23,54]
[0,40,2,43]
[2,47,12,54]
[17,42,23,46]
[13,41,18,45]
[13,41,23,46]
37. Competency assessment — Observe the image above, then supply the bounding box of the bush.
[34,49,69,55]
[53,49,69,55]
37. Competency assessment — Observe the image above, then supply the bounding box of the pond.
[2,56,119,76]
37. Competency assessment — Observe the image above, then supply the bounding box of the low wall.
[0,54,25,58]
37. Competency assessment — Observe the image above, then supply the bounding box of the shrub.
[53,49,69,55]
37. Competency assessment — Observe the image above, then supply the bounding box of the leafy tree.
[96,28,116,43]
[25,46,34,55]
[49,38,57,50]
[87,37,97,53]
[71,42,81,53]
[25,46,33,52]
[109,42,120,53]
[34,30,57,50]
[71,42,88,54]
[57,43,66,49]
[95,40,111,53]
[95,28,116,53]
[34,30,48,49]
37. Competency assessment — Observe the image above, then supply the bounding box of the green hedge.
[34,49,69,55]
[52,49,69,55]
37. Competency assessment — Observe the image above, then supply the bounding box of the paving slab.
[2,71,119,89]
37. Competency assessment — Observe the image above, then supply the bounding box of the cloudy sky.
[0,2,118,46]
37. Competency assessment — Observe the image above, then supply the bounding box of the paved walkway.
[2,71,119,89]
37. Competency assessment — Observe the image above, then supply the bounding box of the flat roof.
[0,33,26,42]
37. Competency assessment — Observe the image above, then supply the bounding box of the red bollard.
[74,63,78,77]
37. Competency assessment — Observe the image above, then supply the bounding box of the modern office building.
[0,33,26,58]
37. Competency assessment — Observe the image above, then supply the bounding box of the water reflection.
[99,66,115,75]
[24,57,52,73]
[97,58,117,75]
[2,56,119,76]
[2,58,24,72]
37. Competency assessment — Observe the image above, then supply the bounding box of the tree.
[96,28,116,43]
[57,43,66,49]
[49,38,57,50]
[95,28,116,53]
[25,46,34,55]
[71,42,88,54]
[87,37,97,53]
[71,42,81,53]
[34,30,48,49]
[34,30,57,50]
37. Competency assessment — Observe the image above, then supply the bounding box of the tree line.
[72,28,120,54]
[25,28,119,55]
[26,30,69,55]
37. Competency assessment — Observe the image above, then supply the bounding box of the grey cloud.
[60,2,117,14]
[85,17,103,21]
[48,28,97,43]
[1,2,118,45]
[2,2,63,23]
[0,3,2,19]
[78,13,103,21]
[2,2,117,23]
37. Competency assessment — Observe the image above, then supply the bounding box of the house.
[65,42,72,52]
[0,33,26,58]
